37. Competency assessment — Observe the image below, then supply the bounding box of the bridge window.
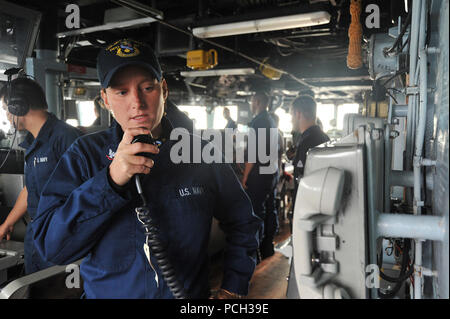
[0,106,11,134]
[76,101,97,126]
[65,119,79,127]
[274,108,292,134]
[337,103,360,130]
[177,105,207,130]
[316,104,336,133]
[213,106,238,129]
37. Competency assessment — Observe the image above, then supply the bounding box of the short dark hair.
[291,95,317,121]
[0,77,48,110]
[297,89,315,99]
[253,91,270,109]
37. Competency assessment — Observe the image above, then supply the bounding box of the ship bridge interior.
[0,0,448,301]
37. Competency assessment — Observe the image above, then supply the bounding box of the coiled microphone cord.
[135,176,187,299]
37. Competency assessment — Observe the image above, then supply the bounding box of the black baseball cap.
[96,39,162,88]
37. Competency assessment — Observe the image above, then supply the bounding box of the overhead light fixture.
[236,90,254,96]
[56,17,157,38]
[75,40,106,47]
[180,68,255,77]
[0,53,18,65]
[192,11,331,38]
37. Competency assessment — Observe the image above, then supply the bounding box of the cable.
[135,177,187,299]
[380,261,415,283]
[378,239,415,298]
[382,68,408,87]
[110,0,314,88]
[386,90,399,104]
[399,36,410,53]
[384,9,412,56]
[385,240,394,256]
[131,134,187,299]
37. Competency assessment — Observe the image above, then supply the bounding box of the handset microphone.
[3,68,22,76]
[131,133,157,202]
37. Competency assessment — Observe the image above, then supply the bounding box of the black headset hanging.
[4,68,31,117]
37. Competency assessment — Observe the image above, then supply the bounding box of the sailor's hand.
[209,288,244,299]
[109,127,159,186]
[0,222,14,241]
[240,175,248,189]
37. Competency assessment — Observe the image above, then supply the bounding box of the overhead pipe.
[413,0,429,300]
[405,0,422,172]
[390,170,434,190]
[377,213,445,242]
[384,124,392,212]
[392,105,408,117]
[390,170,415,187]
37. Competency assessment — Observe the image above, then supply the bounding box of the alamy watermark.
[365,264,380,289]
[65,263,80,289]
[65,4,80,29]
[365,4,380,29]
[169,126,280,175]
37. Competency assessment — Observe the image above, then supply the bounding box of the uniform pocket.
[89,207,136,272]
[157,185,213,253]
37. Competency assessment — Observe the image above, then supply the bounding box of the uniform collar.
[19,112,58,153]
[301,125,321,138]
[294,125,321,147]
[249,109,268,125]
[253,109,268,120]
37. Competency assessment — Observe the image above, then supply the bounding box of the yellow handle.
[208,49,218,68]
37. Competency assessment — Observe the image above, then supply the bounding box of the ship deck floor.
[210,218,292,299]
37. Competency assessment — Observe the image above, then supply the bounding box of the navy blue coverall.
[245,110,278,259]
[33,117,261,298]
[19,113,82,274]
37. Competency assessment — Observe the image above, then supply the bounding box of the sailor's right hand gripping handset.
[131,134,158,159]
[131,134,157,195]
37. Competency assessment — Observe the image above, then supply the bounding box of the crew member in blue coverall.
[33,39,261,299]
[0,77,82,274]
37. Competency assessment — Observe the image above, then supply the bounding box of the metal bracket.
[414,199,425,207]
[421,158,436,166]
[427,47,440,54]
[389,130,400,139]
[316,236,338,252]
[371,128,383,141]
[297,215,333,232]
[321,261,339,274]
[406,86,420,95]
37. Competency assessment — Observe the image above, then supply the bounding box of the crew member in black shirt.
[223,107,237,130]
[290,95,330,191]
[241,91,278,260]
